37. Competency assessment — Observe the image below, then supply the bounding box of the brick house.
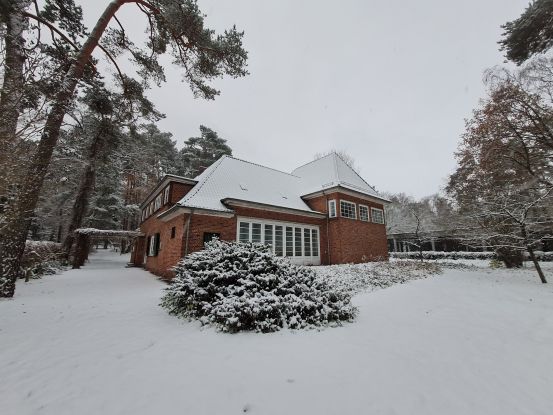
[131,153,390,278]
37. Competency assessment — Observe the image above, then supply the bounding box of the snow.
[177,153,387,214]
[2,250,553,415]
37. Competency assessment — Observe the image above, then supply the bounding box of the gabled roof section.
[178,155,315,213]
[292,152,387,200]
[140,174,197,208]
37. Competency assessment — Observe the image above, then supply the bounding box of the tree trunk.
[62,128,105,259]
[0,0,126,297]
[0,1,29,297]
[527,246,547,283]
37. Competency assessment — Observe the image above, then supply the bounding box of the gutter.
[222,198,326,219]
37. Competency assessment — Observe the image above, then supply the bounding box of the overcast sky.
[82,0,528,198]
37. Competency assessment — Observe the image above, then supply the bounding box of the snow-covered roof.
[177,154,387,214]
[292,153,385,199]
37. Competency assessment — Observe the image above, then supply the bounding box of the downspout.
[184,208,194,257]
[323,190,331,265]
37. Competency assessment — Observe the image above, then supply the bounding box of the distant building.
[131,153,390,278]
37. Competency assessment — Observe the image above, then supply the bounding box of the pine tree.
[0,0,248,297]
[177,125,232,177]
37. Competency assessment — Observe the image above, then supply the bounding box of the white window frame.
[236,217,320,265]
[340,200,357,219]
[371,207,385,224]
[148,235,157,256]
[359,204,369,222]
[328,199,337,218]
[163,186,170,205]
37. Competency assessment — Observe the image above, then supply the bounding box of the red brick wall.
[137,190,388,278]
[305,191,389,263]
[171,183,195,204]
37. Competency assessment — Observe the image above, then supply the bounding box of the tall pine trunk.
[62,128,106,259]
[0,1,28,295]
[0,0,125,297]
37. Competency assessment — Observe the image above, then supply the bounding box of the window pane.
[286,226,293,256]
[264,224,273,249]
[312,229,319,256]
[239,222,250,242]
[275,226,283,256]
[340,200,356,219]
[359,205,369,221]
[371,208,384,224]
[304,228,311,256]
[252,223,262,243]
[294,227,302,256]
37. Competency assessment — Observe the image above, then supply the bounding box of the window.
[328,200,337,218]
[236,219,320,261]
[371,207,385,224]
[311,229,319,256]
[340,200,356,219]
[286,226,293,256]
[264,224,273,247]
[171,227,176,239]
[303,228,311,256]
[275,226,283,256]
[154,193,162,211]
[163,186,170,204]
[239,222,250,242]
[148,233,160,256]
[359,205,369,222]
[294,227,302,256]
[203,232,220,246]
[252,223,262,243]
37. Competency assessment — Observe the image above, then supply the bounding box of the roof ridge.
[291,152,334,173]
[226,155,301,178]
[333,152,380,195]
[179,155,228,205]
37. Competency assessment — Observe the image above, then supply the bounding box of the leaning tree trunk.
[0,1,29,296]
[527,245,547,284]
[62,129,105,259]
[0,0,126,297]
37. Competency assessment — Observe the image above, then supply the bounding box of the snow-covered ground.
[2,250,553,415]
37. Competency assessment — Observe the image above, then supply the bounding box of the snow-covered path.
[2,251,553,415]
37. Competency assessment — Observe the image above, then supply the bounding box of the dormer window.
[163,186,170,204]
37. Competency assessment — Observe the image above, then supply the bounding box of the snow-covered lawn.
[2,250,553,415]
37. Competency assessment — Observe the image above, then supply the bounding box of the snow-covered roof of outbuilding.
[176,153,388,214]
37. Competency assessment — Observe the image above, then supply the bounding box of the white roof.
[292,153,382,198]
[178,153,387,213]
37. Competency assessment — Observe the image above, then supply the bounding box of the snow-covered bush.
[161,240,356,333]
[391,251,497,260]
[390,250,553,261]
[314,260,441,296]
[21,240,65,279]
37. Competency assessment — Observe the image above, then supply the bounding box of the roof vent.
[239,183,248,191]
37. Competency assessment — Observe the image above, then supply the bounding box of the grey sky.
[82,0,528,198]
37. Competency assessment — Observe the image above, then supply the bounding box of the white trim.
[301,185,391,204]
[359,204,369,222]
[371,207,385,224]
[328,199,337,218]
[339,200,357,220]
